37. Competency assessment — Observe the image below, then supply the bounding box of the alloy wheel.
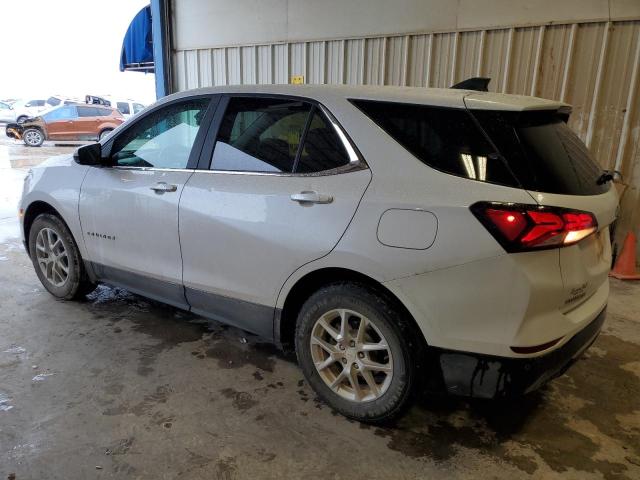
[24,130,42,146]
[35,228,69,287]
[310,308,393,402]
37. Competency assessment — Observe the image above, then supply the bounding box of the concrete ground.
[1,136,639,480]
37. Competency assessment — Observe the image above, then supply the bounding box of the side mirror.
[74,143,107,166]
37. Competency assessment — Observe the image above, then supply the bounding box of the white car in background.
[0,101,16,123]
[113,99,146,119]
[18,84,617,422]
[12,99,48,123]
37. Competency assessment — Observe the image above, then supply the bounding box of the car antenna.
[450,77,491,92]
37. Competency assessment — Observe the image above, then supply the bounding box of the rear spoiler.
[451,77,491,92]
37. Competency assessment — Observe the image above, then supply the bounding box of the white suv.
[18,85,617,422]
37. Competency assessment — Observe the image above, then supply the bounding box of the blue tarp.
[120,5,154,72]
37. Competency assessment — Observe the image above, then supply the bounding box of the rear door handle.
[290,191,333,204]
[150,182,178,193]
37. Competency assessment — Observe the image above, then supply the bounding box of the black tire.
[98,128,113,141]
[28,214,96,300]
[295,283,417,423]
[23,128,44,147]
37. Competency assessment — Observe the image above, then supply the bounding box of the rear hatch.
[466,100,617,310]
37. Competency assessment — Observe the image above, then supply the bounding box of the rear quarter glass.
[470,110,610,196]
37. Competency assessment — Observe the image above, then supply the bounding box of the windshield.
[471,110,609,196]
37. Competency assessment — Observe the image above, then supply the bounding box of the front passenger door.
[79,96,214,308]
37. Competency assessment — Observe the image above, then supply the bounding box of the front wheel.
[295,283,417,423]
[28,214,96,300]
[23,128,44,147]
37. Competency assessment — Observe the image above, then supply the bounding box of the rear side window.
[296,110,350,173]
[212,97,354,174]
[77,106,96,117]
[471,110,609,195]
[212,97,310,173]
[351,100,518,186]
[133,103,144,114]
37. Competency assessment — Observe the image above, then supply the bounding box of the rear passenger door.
[179,95,371,338]
[76,106,100,139]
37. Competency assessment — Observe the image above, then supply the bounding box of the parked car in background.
[0,101,16,123]
[5,104,124,146]
[46,96,83,108]
[114,99,145,119]
[12,99,48,123]
[17,84,617,422]
[86,95,145,119]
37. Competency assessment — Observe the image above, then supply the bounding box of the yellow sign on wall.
[291,75,305,85]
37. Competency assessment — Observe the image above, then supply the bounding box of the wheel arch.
[23,201,67,254]
[276,267,427,352]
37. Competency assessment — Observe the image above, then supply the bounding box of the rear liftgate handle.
[290,191,333,204]
[150,182,178,193]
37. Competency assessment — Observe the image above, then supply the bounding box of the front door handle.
[290,191,333,204]
[150,182,178,193]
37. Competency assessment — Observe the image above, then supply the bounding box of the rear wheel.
[28,214,96,300]
[23,128,44,147]
[295,283,416,423]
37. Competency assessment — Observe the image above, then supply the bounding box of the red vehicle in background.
[5,104,124,147]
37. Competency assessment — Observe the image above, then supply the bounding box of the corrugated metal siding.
[172,19,640,236]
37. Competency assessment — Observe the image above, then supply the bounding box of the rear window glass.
[471,110,609,195]
[351,100,518,187]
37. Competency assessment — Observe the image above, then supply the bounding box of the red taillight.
[471,202,598,252]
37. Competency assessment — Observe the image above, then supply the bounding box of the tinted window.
[77,106,97,117]
[296,110,351,173]
[352,100,517,186]
[43,106,77,121]
[471,110,609,195]
[133,103,144,114]
[47,97,61,106]
[110,98,209,169]
[212,97,311,173]
[117,102,131,115]
[29,100,45,107]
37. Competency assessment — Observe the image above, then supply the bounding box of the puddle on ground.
[373,333,640,479]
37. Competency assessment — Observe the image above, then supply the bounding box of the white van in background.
[85,95,145,119]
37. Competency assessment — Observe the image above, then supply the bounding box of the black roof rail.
[450,77,491,92]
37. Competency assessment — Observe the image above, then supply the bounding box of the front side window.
[110,98,210,169]
[211,97,353,174]
[117,102,131,115]
[351,100,518,186]
[43,106,77,122]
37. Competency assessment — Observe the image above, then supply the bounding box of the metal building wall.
[172,19,640,241]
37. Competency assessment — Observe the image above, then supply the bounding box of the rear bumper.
[435,306,606,399]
